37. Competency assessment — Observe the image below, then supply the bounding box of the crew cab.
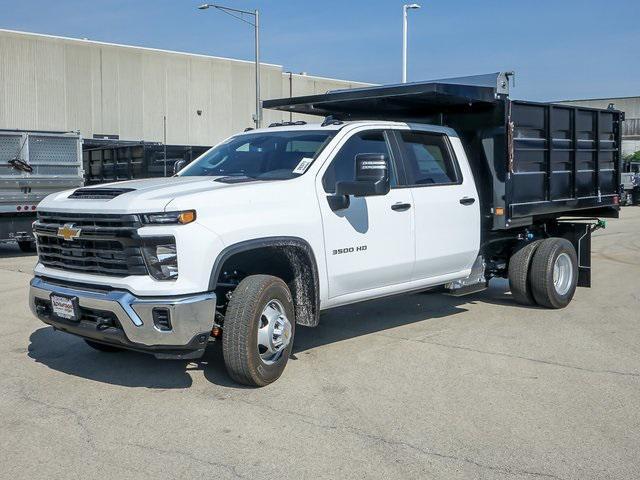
[29,73,622,386]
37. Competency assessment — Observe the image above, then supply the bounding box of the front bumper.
[29,276,216,359]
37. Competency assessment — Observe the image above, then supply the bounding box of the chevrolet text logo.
[57,223,81,241]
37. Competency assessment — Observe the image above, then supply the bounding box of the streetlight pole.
[198,3,262,128]
[254,9,260,128]
[402,3,421,83]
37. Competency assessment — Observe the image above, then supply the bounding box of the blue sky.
[1,0,638,101]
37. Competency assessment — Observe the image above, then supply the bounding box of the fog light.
[152,308,172,331]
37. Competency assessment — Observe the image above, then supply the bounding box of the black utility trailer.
[265,73,623,291]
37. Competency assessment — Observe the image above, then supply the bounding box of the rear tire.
[18,240,36,253]
[84,339,123,352]
[222,274,295,387]
[530,238,578,309]
[508,240,543,306]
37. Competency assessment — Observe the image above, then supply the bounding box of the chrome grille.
[34,211,147,277]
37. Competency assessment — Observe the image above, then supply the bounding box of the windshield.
[179,130,335,180]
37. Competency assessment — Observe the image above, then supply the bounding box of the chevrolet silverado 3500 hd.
[29,73,622,386]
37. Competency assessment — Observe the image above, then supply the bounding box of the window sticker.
[293,157,314,174]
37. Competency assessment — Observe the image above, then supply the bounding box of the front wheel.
[222,274,295,387]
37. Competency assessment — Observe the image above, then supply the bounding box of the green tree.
[624,151,640,162]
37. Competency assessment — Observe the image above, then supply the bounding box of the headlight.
[140,210,196,225]
[142,237,178,280]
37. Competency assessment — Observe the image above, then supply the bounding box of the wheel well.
[213,241,320,327]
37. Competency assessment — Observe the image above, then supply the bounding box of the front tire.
[222,274,295,387]
[530,238,578,309]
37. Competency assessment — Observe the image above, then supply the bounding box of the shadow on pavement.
[27,279,524,389]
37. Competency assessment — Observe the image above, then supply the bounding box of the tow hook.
[96,316,116,331]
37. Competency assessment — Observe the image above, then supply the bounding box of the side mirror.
[336,153,390,197]
[173,159,187,175]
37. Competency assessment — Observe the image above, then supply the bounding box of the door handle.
[459,197,476,206]
[391,202,411,211]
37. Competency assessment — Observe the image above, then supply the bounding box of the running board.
[445,282,488,297]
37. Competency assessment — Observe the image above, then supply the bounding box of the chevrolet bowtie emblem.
[57,223,81,241]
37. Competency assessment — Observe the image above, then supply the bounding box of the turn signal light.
[495,207,504,216]
[178,210,196,224]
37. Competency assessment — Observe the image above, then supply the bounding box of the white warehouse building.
[559,96,640,158]
[0,29,370,147]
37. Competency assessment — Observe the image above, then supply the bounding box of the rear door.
[317,128,414,299]
[392,129,480,281]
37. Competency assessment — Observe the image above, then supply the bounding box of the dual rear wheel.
[508,237,578,309]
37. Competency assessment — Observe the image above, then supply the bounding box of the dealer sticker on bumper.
[50,294,78,321]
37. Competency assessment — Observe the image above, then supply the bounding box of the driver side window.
[322,130,397,193]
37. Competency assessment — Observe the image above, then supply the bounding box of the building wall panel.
[165,55,189,145]
[0,29,370,147]
[34,38,66,131]
[99,47,121,136]
[141,53,167,142]
[1,35,38,129]
[64,43,94,137]
[117,49,144,140]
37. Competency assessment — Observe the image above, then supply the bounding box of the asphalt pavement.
[1,209,639,479]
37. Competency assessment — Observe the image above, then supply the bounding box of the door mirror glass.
[336,153,390,197]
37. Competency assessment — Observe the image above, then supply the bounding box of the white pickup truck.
[29,74,622,386]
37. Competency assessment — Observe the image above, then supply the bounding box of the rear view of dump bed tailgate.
[264,72,623,231]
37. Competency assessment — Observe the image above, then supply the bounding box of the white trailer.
[0,131,83,250]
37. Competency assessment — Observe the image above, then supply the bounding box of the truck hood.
[37,176,262,213]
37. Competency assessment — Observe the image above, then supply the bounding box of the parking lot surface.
[1,209,639,480]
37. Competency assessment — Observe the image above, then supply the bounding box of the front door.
[317,129,414,299]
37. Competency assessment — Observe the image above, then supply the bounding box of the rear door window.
[397,131,460,186]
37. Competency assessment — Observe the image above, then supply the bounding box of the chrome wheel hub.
[257,299,292,365]
[553,253,573,296]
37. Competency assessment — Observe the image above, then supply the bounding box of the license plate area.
[50,293,80,321]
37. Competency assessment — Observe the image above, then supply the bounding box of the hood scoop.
[69,187,136,199]
[214,176,255,184]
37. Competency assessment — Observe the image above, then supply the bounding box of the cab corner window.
[323,130,396,193]
[399,131,459,186]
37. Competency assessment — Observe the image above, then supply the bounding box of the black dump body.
[264,73,623,231]
[82,140,210,185]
